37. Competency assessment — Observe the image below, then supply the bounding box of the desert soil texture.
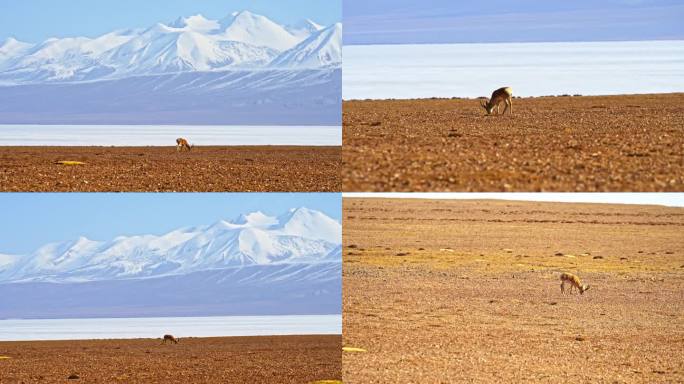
[343,93,684,192]
[0,146,340,192]
[0,335,341,383]
[343,198,684,383]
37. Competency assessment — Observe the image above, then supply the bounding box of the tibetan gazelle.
[560,272,590,295]
[162,334,179,344]
[176,137,193,152]
[480,87,513,115]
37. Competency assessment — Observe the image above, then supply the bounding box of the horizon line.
[342,193,684,208]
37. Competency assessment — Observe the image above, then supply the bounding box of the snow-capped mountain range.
[0,11,341,84]
[0,207,341,284]
[0,11,341,125]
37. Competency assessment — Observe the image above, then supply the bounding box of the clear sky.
[0,193,341,254]
[344,193,684,208]
[344,0,684,45]
[0,0,341,43]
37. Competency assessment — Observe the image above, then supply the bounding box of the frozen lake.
[0,314,342,341]
[344,40,684,99]
[0,125,341,146]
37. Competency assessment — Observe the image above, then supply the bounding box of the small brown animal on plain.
[176,138,193,152]
[162,334,179,344]
[560,272,591,295]
[480,87,513,115]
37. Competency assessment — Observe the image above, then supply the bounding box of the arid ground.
[343,93,684,192]
[0,335,341,383]
[0,146,340,192]
[343,198,684,383]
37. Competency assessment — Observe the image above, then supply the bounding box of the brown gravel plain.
[343,93,684,192]
[343,198,684,383]
[0,335,341,384]
[0,146,340,192]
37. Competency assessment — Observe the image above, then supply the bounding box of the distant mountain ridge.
[0,207,342,318]
[0,10,341,125]
[0,11,342,84]
[0,207,341,283]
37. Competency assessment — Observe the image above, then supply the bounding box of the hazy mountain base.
[0,262,341,319]
[0,68,341,125]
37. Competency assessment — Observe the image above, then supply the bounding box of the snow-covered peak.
[270,23,342,69]
[0,37,35,69]
[221,10,301,51]
[286,19,325,40]
[233,211,279,227]
[0,253,18,269]
[277,207,341,243]
[169,14,220,32]
[1,37,32,52]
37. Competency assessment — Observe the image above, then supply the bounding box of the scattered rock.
[575,337,585,342]
[68,374,80,380]
[342,347,367,353]
[593,256,604,260]
[554,252,564,256]
[396,252,409,256]
[347,244,358,249]
[567,140,581,149]
[55,160,86,166]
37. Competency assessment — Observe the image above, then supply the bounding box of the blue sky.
[0,0,341,43]
[344,0,684,45]
[0,193,341,254]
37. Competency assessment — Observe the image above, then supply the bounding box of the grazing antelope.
[560,272,591,295]
[162,334,179,344]
[480,87,513,115]
[176,137,193,152]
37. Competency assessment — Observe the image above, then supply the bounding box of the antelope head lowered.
[176,137,193,152]
[480,87,513,115]
[560,272,591,295]
[162,334,179,344]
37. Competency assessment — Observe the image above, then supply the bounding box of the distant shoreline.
[343,92,684,103]
[344,38,684,47]
[0,314,342,342]
[0,333,342,343]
